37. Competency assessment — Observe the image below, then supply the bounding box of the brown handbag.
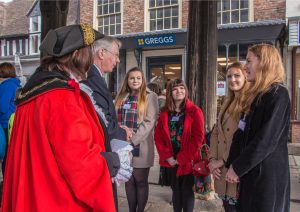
[192,144,210,177]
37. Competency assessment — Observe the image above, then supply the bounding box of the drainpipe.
[291,47,297,120]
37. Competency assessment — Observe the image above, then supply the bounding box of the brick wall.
[182,0,189,28]
[254,0,285,21]
[291,121,300,143]
[80,0,93,25]
[123,0,144,34]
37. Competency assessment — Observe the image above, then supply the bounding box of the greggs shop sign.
[137,35,176,47]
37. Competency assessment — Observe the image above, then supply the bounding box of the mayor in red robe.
[1,24,116,212]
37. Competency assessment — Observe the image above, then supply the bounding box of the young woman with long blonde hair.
[225,44,290,212]
[115,67,159,212]
[208,62,249,212]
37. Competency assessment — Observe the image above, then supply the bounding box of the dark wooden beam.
[40,0,69,58]
[186,0,218,131]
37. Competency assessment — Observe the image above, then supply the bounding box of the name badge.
[123,104,131,110]
[171,116,180,122]
[238,119,246,131]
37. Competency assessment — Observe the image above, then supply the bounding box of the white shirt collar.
[94,64,104,77]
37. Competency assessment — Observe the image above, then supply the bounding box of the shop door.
[147,55,182,89]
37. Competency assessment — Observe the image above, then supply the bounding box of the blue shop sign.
[137,35,176,47]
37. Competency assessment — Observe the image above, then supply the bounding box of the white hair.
[92,36,122,54]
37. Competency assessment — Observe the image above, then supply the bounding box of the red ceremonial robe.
[2,85,115,211]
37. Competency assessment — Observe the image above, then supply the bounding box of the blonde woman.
[225,44,290,212]
[208,62,249,212]
[115,67,159,212]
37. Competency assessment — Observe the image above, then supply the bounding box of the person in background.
[154,79,205,212]
[147,82,166,110]
[0,62,21,176]
[225,44,291,212]
[2,24,116,211]
[208,62,249,212]
[115,67,159,212]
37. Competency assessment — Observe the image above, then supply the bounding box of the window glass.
[149,0,179,31]
[97,0,121,35]
[218,0,249,24]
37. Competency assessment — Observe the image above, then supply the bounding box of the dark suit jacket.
[82,64,126,141]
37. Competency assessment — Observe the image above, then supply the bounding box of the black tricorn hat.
[40,24,104,57]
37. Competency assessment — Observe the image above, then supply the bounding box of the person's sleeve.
[0,84,15,114]
[154,114,174,161]
[47,93,114,210]
[225,128,243,168]
[209,124,218,160]
[100,152,120,177]
[231,89,290,177]
[176,107,205,165]
[131,92,159,145]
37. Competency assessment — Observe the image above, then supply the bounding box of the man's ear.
[98,48,105,60]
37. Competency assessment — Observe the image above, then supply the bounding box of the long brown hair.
[242,44,285,114]
[41,46,93,79]
[164,78,189,112]
[222,62,249,120]
[115,67,148,119]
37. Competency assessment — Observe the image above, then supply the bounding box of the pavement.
[117,145,300,212]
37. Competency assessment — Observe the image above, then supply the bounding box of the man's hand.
[225,166,239,183]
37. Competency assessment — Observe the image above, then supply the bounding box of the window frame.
[217,0,250,25]
[94,0,123,36]
[29,16,41,55]
[145,0,182,32]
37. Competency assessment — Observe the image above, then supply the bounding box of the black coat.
[227,84,290,212]
[82,65,126,141]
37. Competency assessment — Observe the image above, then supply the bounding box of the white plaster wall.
[286,0,300,18]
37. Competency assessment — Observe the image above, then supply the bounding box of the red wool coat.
[154,99,205,176]
[2,88,115,212]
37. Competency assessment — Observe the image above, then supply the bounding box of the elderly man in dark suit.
[82,36,133,211]
[83,36,133,141]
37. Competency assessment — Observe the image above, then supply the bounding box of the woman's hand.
[166,157,178,166]
[212,168,222,180]
[225,166,239,183]
[120,125,134,141]
[208,159,224,172]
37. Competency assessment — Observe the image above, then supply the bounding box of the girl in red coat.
[154,79,205,212]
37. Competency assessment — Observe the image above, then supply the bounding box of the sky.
[0,0,13,2]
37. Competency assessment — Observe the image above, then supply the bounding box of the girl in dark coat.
[225,44,290,212]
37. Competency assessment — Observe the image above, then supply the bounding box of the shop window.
[148,0,179,31]
[97,0,121,35]
[147,56,182,89]
[217,0,249,25]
